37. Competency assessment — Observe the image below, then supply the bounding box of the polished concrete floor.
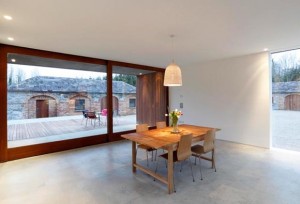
[0,140,300,204]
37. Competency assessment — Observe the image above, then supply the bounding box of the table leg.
[132,141,136,173]
[167,145,174,194]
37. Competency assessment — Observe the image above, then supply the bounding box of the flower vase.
[171,116,179,133]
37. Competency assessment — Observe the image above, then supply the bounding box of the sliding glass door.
[271,49,300,152]
[0,45,168,162]
[7,53,107,148]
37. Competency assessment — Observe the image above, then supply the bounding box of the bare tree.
[15,68,25,85]
[7,64,14,86]
[272,50,300,82]
[277,51,299,70]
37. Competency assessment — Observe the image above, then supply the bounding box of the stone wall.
[7,91,136,120]
[272,82,300,110]
[117,94,136,115]
[272,94,286,110]
[273,93,300,110]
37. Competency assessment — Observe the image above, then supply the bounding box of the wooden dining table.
[121,124,219,194]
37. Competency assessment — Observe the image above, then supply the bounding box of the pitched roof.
[272,81,300,93]
[8,76,136,94]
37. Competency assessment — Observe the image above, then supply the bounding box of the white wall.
[169,52,270,148]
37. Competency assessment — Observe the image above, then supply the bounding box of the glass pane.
[112,66,167,133]
[7,53,107,148]
[271,49,300,152]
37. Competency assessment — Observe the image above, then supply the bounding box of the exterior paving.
[272,110,300,152]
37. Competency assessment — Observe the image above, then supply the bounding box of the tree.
[7,65,14,86]
[113,74,136,86]
[272,51,300,82]
[16,68,25,85]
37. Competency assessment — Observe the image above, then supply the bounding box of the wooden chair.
[100,109,107,125]
[81,110,88,124]
[86,111,99,127]
[155,133,195,192]
[191,129,216,180]
[156,121,166,129]
[136,124,156,166]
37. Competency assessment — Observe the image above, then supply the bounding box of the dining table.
[121,124,220,194]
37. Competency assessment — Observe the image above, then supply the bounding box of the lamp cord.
[170,34,175,63]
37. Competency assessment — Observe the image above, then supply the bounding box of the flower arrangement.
[166,109,183,133]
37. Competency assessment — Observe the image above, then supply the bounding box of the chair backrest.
[156,121,166,129]
[82,110,88,118]
[177,133,192,161]
[136,124,148,133]
[101,109,107,116]
[87,111,96,118]
[203,129,216,152]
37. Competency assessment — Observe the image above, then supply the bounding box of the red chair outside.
[100,109,107,125]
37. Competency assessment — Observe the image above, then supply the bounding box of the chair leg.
[146,151,149,166]
[151,151,154,161]
[194,156,197,165]
[154,156,160,181]
[188,157,195,182]
[135,146,139,159]
[154,150,157,161]
[180,161,183,172]
[198,155,203,180]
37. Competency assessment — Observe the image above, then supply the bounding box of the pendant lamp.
[163,35,182,86]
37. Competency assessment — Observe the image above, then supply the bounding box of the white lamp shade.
[163,63,182,86]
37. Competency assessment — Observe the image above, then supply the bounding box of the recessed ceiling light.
[11,59,16,62]
[139,73,142,75]
[8,37,14,41]
[263,48,268,51]
[3,15,12,20]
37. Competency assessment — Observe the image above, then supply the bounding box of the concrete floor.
[0,140,300,204]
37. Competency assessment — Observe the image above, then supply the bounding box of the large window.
[7,53,107,148]
[271,49,300,152]
[0,45,167,162]
[129,98,136,108]
[75,99,85,111]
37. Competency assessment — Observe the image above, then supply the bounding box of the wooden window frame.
[75,99,85,111]
[129,98,136,108]
[0,44,168,162]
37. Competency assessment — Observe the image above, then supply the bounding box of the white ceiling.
[1,0,300,68]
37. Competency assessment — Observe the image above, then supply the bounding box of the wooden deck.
[8,119,104,141]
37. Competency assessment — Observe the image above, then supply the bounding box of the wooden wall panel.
[155,72,167,122]
[137,72,167,127]
[0,45,8,162]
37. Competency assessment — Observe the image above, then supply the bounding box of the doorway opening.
[271,48,300,152]
[36,100,49,118]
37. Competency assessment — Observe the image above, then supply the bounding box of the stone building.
[272,81,300,110]
[7,76,136,120]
